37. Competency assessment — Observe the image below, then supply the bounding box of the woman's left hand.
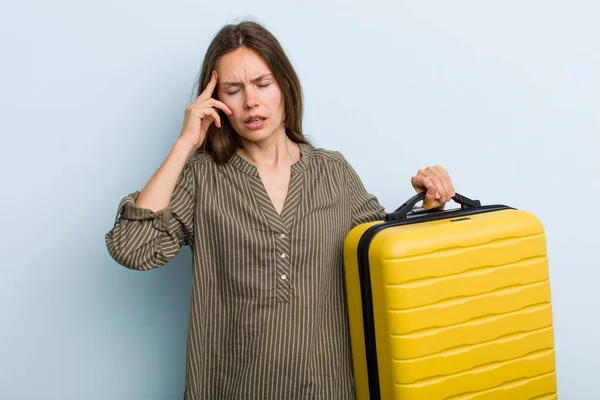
[411,165,456,210]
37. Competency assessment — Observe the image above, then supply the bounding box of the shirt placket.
[275,171,304,304]
[275,230,292,303]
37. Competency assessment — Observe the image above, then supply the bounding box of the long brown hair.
[195,20,309,164]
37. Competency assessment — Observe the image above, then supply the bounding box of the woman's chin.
[237,127,286,144]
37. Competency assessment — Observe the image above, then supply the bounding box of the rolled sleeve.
[117,191,173,232]
[105,162,196,271]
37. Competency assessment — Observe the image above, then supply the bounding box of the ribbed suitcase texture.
[343,198,557,400]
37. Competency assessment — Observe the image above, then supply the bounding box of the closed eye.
[225,82,271,96]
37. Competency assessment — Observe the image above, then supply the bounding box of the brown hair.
[195,20,309,164]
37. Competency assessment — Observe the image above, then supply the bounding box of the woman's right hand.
[178,70,232,151]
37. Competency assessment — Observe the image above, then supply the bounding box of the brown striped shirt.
[105,142,386,399]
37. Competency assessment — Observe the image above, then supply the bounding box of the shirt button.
[281,274,287,280]
[280,253,287,259]
[279,233,286,239]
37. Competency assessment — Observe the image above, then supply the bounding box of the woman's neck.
[237,131,301,170]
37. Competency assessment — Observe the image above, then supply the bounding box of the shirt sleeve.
[104,161,196,271]
[344,157,387,228]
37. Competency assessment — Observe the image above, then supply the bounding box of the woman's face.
[216,46,286,144]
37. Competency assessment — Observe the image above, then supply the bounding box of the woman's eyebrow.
[221,73,274,87]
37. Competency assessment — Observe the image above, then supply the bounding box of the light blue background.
[1,1,598,398]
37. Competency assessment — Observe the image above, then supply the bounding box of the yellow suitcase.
[343,192,557,400]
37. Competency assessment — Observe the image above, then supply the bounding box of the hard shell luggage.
[343,192,557,399]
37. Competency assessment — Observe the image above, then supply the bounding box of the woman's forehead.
[217,47,272,80]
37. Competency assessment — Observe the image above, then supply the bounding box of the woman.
[105,20,455,400]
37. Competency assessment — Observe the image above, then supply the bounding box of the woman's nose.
[244,88,259,109]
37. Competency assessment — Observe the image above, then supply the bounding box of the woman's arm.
[104,142,198,271]
[135,139,196,212]
[105,69,231,271]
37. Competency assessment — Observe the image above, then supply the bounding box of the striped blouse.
[105,142,387,399]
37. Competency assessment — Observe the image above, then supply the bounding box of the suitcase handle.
[386,192,481,221]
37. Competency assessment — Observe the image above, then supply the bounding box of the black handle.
[385,192,481,221]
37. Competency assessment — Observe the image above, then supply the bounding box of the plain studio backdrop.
[1,0,598,399]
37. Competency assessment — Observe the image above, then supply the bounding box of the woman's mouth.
[244,116,267,129]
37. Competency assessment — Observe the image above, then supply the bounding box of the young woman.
[105,20,455,400]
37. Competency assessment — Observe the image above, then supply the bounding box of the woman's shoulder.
[187,150,213,166]
[176,151,214,182]
[303,142,352,168]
